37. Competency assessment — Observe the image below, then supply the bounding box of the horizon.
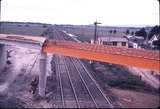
[1,21,158,28]
[1,0,159,27]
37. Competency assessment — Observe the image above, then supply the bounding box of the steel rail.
[75,59,114,108]
[55,56,65,108]
[62,56,81,108]
[57,28,99,108]
[70,57,99,108]
[55,29,80,108]
[55,28,113,108]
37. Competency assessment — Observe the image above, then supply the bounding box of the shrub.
[25,24,29,27]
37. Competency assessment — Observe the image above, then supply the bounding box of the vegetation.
[148,25,160,40]
[91,62,158,93]
[17,24,22,27]
[1,22,48,36]
[126,29,130,35]
[113,29,117,34]
[25,24,29,27]
[131,31,134,35]
[43,24,48,28]
[135,28,147,39]
[76,36,90,42]
[109,30,113,34]
[153,39,160,49]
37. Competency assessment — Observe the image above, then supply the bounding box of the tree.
[113,29,117,34]
[25,24,29,27]
[131,31,134,35]
[43,24,47,28]
[148,25,160,40]
[126,29,130,35]
[135,28,147,39]
[109,30,112,34]
[17,24,22,27]
[153,39,160,50]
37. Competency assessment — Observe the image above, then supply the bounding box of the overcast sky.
[1,0,159,26]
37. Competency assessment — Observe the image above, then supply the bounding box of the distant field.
[0,22,146,41]
[58,25,141,42]
[0,22,51,36]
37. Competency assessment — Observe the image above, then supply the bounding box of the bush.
[25,24,29,27]
[6,60,11,65]
[107,76,145,89]
[91,62,158,92]
[17,25,22,27]
[43,25,47,28]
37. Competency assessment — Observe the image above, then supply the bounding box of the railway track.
[55,55,78,108]
[47,27,114,108]
[64,57,97,108]
[49,28,79,108]
[71,58,114,108]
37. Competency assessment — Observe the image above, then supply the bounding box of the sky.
[1,0,159,27]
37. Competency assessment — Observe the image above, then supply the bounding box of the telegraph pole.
[94,21,101,44]
[0,0,2,33]
[0,0,1,20]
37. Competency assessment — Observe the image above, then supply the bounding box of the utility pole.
[94,21,101,44]
[0,0,2,33]
[0,0,1,20]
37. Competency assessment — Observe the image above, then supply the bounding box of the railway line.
[71,57,113,108]
[64,57,97,108]
[48,27,114,108]
[55,55,78,108]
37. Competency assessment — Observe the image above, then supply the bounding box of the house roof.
[150,34,160,41]
[125,35,144,40]
[98,36,128,42]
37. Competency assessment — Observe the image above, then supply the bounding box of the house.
[98,36,128,47]
[126,35,144,45]
[125,35,145,48]
[148,34,160,44]
[148,34,160,49]
[128,41,139,48]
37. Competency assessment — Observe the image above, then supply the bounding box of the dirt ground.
[87,61,160,108]
[110,88,159,108]
[128,67,160,89]
[0,45,53,108]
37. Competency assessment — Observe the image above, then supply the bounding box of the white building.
[98,36,128,47]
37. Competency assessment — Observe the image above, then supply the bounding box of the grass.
[91,62,158,93]
[0,22,50,36]
[76,36,90,42]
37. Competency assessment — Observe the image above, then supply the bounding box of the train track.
[48,28,79,108]
[46,27,114,108]
[71,58,114,108]
[64,56,97,108]
[54,55,78,108]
